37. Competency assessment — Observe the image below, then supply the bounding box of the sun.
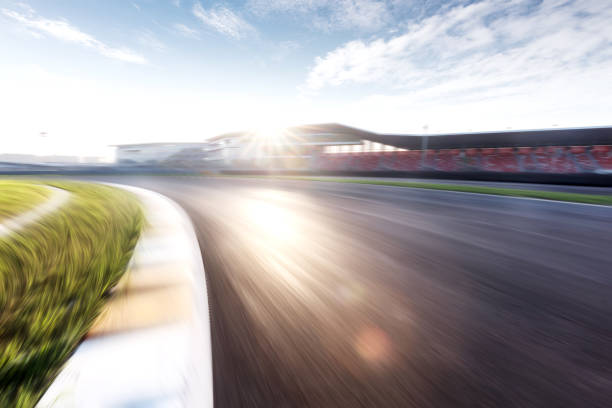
[253,125,287,144]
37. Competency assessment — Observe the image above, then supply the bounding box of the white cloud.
[248,0,316,15]
[137,30,166,51]
[15,2,35,14]
[248,0,390,31]
[303,0,612,132]
[317,0,390,31]
[1,7,146,64]
[306,0,612,91]
[192,2,255,39]
[174,23,200,39]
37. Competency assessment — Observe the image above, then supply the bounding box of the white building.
[114,143,207,165]
[113,124,398,170]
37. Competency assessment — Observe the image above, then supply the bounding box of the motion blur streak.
[97,176,611,407]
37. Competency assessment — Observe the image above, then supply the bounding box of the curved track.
[102,176,611,407]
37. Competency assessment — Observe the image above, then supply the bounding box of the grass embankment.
[0,181,51,222]
[0,181,144,407]
[271,176,612,206]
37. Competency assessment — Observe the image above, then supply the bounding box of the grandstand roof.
[207,123,375,144]
[113,142,206,148]
[208,123,612,149]
[370,126,612,149]
[118,124,612,151]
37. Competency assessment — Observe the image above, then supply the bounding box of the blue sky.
[1,0,611,158]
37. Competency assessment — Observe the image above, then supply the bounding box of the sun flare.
[253,125,287,144]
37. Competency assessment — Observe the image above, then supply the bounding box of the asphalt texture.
[100,176,612,407]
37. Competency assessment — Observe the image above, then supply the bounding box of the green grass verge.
[266,176,612,206]
[0,181,144,407]
[0,181,51,222]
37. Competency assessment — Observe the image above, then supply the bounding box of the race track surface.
[100,176,611,407]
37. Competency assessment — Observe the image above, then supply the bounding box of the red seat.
[530,146,575,173]
[481,148,519,172]
[423,150,436,169]
[592,145,612,170]
[516,147,538,171]
[436,149,461,171]
[379,151,396,169]
[550,147,577,173]
[391,151,421,171]
[317,144,611,174]
[319,153,351,171]
[463,149,481,169]
[350,153,380,171]
[569,146,596,172]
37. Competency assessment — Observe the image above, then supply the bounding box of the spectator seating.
[516,147,539,172]
[551,147,577,173]
[436,149,461,171]
[379,151,396,170]
[390,151,421,171]
[423,150,437,169]
[318,154,352,171]
[463,148,481,169]
[570,146,597,172]
[481,147,519,172]
[532,146,574,173]
[315,145,612,174]
[350,152,381,171]
[591,145,612,170]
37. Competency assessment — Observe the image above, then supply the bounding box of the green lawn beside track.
[251,176,612,206]
[0,181,144,407]
[0,181,51,222]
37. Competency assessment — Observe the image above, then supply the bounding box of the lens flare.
[354,326,392,365]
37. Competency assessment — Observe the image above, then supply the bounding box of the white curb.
[37,184,213,408]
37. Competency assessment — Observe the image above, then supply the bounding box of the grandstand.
[206,124,612,176]
[109,124,612,184]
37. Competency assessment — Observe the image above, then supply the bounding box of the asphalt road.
[102,176,611,407]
